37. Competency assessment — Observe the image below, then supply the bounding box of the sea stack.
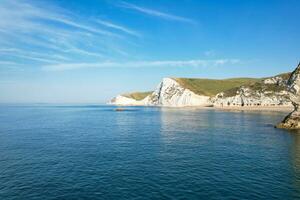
[277,62,300,129]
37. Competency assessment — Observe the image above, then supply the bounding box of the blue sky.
[0,0,299,103]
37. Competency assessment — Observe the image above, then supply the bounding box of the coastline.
[214,105,293,112]
[113,104,293,112]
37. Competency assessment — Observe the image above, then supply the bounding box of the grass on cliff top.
[222,81,288,97]
[123,91,153,100]
[173,78,261,97]
[221,72,291,97]
[121,72,291,99]
[275,72,291,80]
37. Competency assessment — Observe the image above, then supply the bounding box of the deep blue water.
[1,105,300,199]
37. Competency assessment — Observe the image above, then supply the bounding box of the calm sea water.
[0,105,300,199]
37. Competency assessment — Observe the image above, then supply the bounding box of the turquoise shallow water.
[0,105,300,199]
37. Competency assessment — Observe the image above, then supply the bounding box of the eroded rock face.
[213,89,290,107]
[109,78,212,107]
[277,104,300,129]
[277,63,300,129]
[108,95,144,106]
[146,78,211,107]
[263,76,287,85]
[212,75,291,107]
[109,70,296,108]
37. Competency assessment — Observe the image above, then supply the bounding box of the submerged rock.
[115,108,126,111]
[277,62,300,129]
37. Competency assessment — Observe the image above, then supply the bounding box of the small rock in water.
[115,108,126,111]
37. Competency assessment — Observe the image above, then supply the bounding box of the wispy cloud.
[0,61,19,65]
[95,19,140,37]
[43,59,240,71]
[8,54,60,64]
[0,48,70,62]
[0,0,134,67]
[119,1,196,24]
[0,0,118,37]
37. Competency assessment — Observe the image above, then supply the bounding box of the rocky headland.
[109,65,297,109]
[277,63,300,129]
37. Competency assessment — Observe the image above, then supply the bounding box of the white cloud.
[42,59,240,71]
[0,48,70,62]
[0,61,19,65]
[0,0,133,66]
[119,1,196,24]
[7,54,59,64]
[48,17,119,38]
[0,0,117,37]
[95,19,140,37]
[63,46,104,58]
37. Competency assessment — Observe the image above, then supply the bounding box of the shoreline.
[112,104,294,112]
[213,105,293,112]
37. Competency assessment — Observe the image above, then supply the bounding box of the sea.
[0,104,300,199]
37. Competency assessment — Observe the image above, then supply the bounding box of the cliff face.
[212,74,291,107]
[287,63,300,94]
[109,70,295,108]
[146,78,211,107]
[108,95,145,106]
[109,78,211,107]
[277,63,300,129]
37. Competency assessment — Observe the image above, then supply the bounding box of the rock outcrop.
[145,78,211,107]
[109,78,211,107]
[109,68,296,108]
[212,74,291,107]
[108,95,145,106]
[277,63,300,129]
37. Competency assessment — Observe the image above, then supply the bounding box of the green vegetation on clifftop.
[222,72,291,97]
[174,78,260,96]
[121,72,291,100]
[123,91,153,100]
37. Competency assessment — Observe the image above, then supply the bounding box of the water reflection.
[1,105,300,199]
[289,130,300,194]
[158,108,285,137]
[156,108,300,198]
[159,107,214,131]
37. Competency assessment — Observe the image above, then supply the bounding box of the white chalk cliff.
[109,78,211,107]
[108,95,145,106]
[212,75,291,107]
[146,78,211,107]
[109,72,294,108]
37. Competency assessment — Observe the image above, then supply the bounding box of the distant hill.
[117,72,291,102]
[221,73,291,97]
[174,77,260,97]
[122,91,153,101]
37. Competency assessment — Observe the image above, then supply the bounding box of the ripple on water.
[0,105,299,199]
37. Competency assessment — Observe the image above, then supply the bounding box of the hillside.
[112,72,292,107]
[173,77,260,97]
[221,72,291,97]
[122,91,153,101]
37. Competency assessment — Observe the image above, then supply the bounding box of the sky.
[0,0,299,103]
